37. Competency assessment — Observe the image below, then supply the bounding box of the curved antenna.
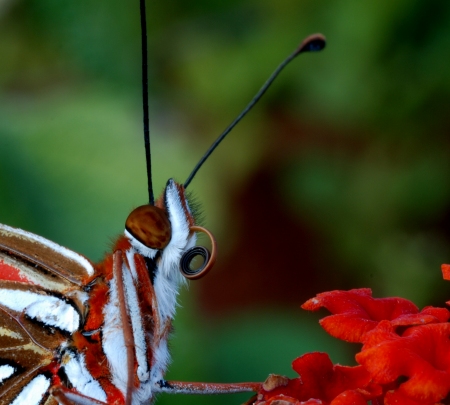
[183,33,326,189]
[140,0,154,205]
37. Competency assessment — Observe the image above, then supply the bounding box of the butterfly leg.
[154,380,261,395]
[51,386,109,405]
[113,250,135,405]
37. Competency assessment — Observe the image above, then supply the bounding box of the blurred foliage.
[1,0,450,404]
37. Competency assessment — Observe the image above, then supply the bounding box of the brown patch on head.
[125,205,171,249]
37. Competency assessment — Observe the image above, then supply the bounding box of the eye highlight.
[125,205,171,249]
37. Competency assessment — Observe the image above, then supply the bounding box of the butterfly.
[0,2,325,404]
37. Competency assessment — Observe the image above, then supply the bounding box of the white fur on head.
[124,229,158,259]
[154,180,196,321]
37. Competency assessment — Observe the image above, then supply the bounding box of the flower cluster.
[251,265,450,405]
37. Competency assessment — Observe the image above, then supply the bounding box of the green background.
[1,1,450,404]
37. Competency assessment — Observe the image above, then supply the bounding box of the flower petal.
[441,264,450,281]
[302,289,448,342]
[357,323,450,403]
[329,390,371,405]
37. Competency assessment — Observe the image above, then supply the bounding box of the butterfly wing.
[0,224,95,405]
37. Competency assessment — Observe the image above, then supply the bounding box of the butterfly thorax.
[77,179,196,404]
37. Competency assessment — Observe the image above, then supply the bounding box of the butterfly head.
[124,179,216,281]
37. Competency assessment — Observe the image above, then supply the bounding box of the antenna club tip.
[296,33,326,55]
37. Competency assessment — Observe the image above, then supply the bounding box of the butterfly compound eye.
[126,205,171,249]
[180,226,217,280]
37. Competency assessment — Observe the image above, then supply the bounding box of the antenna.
[140,0,154,205]
[183,33,326,189]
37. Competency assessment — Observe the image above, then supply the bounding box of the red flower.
[302,289,449,343]
[441,263,450,281]
[252,265,450,405]
[253,394,322,405]
[256,352,381,405]
[357,321,450,403]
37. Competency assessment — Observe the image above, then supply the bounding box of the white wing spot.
[10,374,50,405]
[0,364,15,383]
[63,351,107,402]
[0,289,80,333]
